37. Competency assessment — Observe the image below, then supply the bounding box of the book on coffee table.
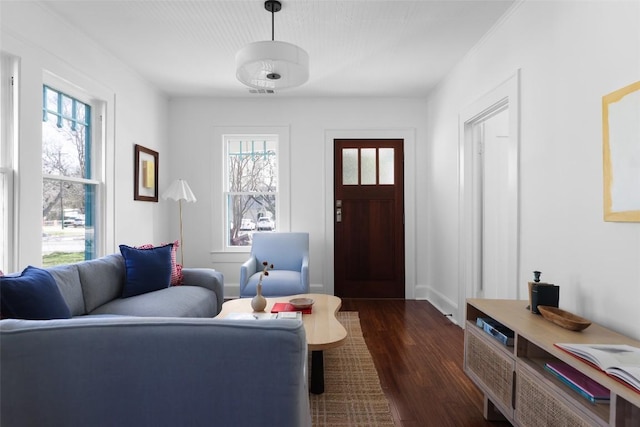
[271,302,312,314]
[276,311,302,320]
[224,312,277,320]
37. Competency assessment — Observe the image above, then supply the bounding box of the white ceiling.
[39,0,515,98]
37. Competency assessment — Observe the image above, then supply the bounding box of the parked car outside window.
[240,218,256,231]
[257,217,274,231]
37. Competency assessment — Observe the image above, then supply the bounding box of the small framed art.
[134,144,159,202]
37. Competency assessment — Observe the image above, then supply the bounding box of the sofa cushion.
[48,263,86,316]
[137,240,183,285]
[120,244,172,298]
[77,254,125,313]
[0,266,72,320]
[90,286,217,317]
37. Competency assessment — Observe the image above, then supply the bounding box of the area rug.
[309,311,396,427]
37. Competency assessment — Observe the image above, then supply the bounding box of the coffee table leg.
[310,350,324,394]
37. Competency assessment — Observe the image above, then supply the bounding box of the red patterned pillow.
[135,241,183,285]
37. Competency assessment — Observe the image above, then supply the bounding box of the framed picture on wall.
[134,144,159,202]
[602,81,640,222]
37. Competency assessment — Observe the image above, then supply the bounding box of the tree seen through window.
[226,138,277,247]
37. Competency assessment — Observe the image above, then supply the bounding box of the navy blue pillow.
[0,266,72,320]
[120,244,173,298]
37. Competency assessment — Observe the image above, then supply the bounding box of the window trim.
[211,126,290,253]
[1,53,18,273]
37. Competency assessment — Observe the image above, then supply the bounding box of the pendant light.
[236,0,309,91]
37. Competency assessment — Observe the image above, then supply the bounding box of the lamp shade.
[236,40,309,90]
[162,179,197,203]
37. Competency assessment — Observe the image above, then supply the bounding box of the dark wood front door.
[334,139,405,298]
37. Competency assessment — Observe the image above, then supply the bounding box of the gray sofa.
[0,316,310,427]
[0,255,312,426]
[48,253,224,318]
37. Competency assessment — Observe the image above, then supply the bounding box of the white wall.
[1,1,171,267]
[425,0,640,339]
[168,97,427,296]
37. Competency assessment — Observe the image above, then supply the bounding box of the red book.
[271,302,312,314]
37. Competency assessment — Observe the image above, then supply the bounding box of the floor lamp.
[162,179,197,266]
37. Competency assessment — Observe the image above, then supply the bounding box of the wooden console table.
[464,299,640,426]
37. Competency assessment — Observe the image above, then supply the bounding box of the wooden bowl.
[538,306,591,331]
[289,297,314,310]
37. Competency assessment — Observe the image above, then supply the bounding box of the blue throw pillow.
[0,266,72,320]
[120,244,173,298]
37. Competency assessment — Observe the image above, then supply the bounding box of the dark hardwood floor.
[340,299,510,427]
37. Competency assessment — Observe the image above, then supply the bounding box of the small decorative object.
[538,306,591,331]
[289,297,314,310]
[527,270,542,311]
[251,261,273,312]
[533,271,541,282]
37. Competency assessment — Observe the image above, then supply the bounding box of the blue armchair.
[240,232,309,297]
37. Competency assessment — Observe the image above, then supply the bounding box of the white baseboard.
[415,284,460,326]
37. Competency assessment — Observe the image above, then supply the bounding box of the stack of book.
[476,317,514,346]
[545,360,610,403]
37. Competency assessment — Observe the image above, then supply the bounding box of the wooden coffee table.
[217,293,347,394]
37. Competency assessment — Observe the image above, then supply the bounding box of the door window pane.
[379,148,394,184]
[342,148,358,185]
[361,148,376,185]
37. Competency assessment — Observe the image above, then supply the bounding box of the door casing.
[333,139,405,298]
[324,129,416,298]
[458,71,521,324]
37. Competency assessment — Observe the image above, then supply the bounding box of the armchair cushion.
[243,270,307,297]
[240,232,309,297]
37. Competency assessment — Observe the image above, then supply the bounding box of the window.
[42,85,100,266]
[0,53,17,273]
[224,136,278,248]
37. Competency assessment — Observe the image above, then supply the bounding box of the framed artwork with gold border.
[602,81,640,222]
[134,144,159,202]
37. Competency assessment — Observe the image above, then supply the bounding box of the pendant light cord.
[271,6,275,41]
